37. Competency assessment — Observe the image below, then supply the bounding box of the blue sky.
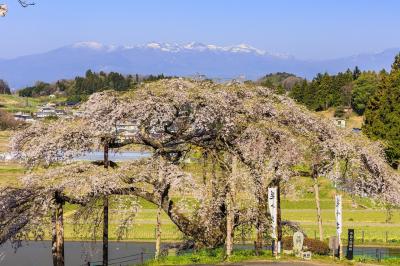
[1,0,399,59]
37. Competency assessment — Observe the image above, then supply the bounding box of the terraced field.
[0,131,24,187]
[0,94,66,113]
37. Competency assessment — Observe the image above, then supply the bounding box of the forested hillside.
[17,70,170,102]
[286,56,400,169]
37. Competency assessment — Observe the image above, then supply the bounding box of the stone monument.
[293,231,304,255]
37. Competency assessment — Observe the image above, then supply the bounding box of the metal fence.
[351,247,400,262]
[85,252,154,266]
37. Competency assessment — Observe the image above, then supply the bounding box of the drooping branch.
[18,0,35,8]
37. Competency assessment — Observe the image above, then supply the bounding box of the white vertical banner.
[335,195,342,237]
[268,187,278,239]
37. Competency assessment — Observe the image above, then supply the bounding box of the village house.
[334,118,346,128]
[36,106,57,118]
[35,103,70,119]
[13,112,35,122]
[55,109,67,117]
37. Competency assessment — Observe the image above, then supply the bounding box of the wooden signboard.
[346,229,355,260]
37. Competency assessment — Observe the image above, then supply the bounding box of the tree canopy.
[351,72,380,115]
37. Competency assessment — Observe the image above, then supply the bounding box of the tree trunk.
[103,142,109,266]
[312,167,324,241]
[103,196,109,266]
[110,182,228,248]
[226,198,233,257]
[253,172,265,256]
[104,142,109,168]
[51,207,57,266]
[202,151,208,185]
[254,191,265,256]
[211,154,217,198]
[255,217,263,255]
[226,156,237,258]
[155,205,162,259]
[55,193,65,266]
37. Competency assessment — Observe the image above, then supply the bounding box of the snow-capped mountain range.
[0,41,398,88]
[71,41,277,56]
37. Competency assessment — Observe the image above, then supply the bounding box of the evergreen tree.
[364,56,400,168]
[289,71,353,111]
[391,53,400,73]
[351,72,379,115]
[353,66,361,80]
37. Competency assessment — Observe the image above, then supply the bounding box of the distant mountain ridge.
[0,41,398,88]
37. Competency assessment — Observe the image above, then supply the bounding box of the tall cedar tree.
[363,53,400,168]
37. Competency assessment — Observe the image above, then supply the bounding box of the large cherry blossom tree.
[1,78,400,265]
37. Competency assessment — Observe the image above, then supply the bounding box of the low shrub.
[282,236,294,250]
[282,236,330,255]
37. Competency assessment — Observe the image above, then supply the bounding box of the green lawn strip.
[143,249,400,266]
[142,248,242,266]
[282,209,399,223]
[62,222,183,241]
[299,224,400,244]
[141,248,382,266]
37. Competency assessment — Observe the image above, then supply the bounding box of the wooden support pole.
[55,192,65,266]
[103,142,109,266]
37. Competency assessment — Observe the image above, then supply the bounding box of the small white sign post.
[335,195,342,258]
[268,187,278,257]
